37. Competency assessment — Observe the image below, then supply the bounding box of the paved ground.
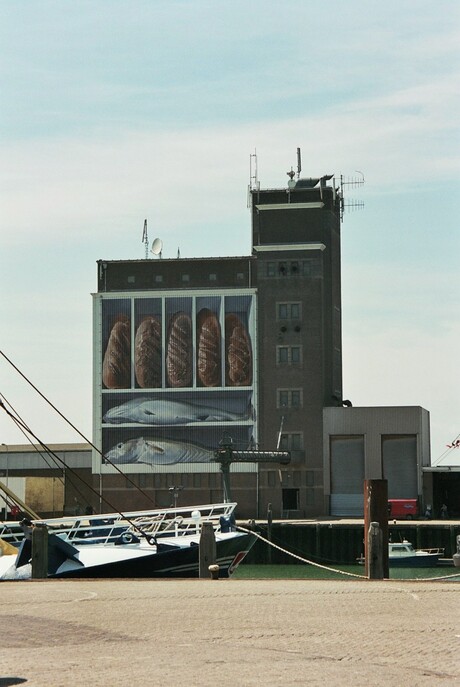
[0,577,459,687]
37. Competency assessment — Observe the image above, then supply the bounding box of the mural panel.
[93,291,256,474]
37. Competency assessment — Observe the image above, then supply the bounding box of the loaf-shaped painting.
[102,316,131,389]
[225,313,252,386]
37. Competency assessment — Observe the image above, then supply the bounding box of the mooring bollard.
[199,521,216,578]
[368,521,383,580]
[208,564,220,580]
[32,523,49,579]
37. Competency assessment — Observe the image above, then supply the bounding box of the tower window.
[277,389,303,408]
[277,302,301,320]
[276,346,302,365]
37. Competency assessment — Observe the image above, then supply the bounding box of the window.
[181,274,190,282]
[279,390,289,407]
[127,276,135,284]
[279,433,303,450]
[267,262,276,277]
[236,272,245,281]
[277,302,301,320]
[291,346,301,363]
[278,304,288,320]
[277,347,289,363]
[302,261,311,277]
[277,389,303,408]
[154,275,163,283]
[209,274,217,281]
[193,474,201,488]
[139,474,151,489]
[291,389,301,407]
[276,346,302,364]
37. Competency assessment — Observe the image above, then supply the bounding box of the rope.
[238,527,460,581]
[238,526,366,579]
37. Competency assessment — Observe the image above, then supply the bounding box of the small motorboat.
[389,540,443,568]
[0,502,256,580]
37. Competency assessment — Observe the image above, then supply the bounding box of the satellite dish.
[151,238,163,256]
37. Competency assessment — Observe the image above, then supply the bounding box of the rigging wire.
[432,431,460,466]
[0,348,156,506]
[1,397,95,514]
[0,401,156,541]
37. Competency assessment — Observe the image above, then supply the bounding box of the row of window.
[265,261,316,278]
[127,273,247,285]
[128,472,223,489]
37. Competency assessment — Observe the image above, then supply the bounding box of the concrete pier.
[0,577,458,686]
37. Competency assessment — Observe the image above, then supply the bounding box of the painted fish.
[104,437,214,464]
[103,398,252,425]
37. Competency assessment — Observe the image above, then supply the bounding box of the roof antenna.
[177,247,181,259]
[142,219,149,259]
[247,149,260,208]
[297,147,302,179]
[151,237,163,259]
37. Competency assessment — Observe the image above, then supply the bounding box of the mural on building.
[94,292,256,473]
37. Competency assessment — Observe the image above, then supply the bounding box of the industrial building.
[3,166,456,520]
[91,170,433,518]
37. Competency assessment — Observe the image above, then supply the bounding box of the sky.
[0,1,459,466]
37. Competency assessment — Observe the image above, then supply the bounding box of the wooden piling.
[199,521,216,578]
[368,521,384,579]
[31,524,49,579]
[364,480,389,578]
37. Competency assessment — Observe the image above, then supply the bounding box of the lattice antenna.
[142,219,149,259]
[247,149,260,207]
[339,171,365,221]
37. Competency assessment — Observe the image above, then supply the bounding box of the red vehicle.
[388,499,418,520]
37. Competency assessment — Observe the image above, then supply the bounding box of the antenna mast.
[247,149,260,208]
[296,147,302,179]
[339,172,365,221]
[142,219,148,259]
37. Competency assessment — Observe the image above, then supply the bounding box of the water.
[234,563,460,581]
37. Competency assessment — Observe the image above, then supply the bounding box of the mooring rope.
[237,526,460,581]
[237,526,367,578]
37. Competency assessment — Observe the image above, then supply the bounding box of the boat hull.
[389,554,440,568]
[51,532,257,579]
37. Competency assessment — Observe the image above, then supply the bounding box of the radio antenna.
[296,147,302,178]
[339,172,365,221]
[142,219,149,259]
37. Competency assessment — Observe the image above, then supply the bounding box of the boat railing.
[0,502,238,546]
[0,522,24,544]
